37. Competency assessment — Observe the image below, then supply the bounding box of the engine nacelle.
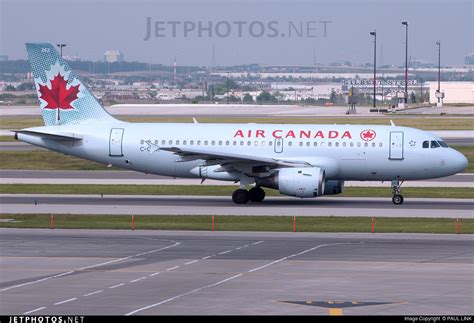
[323,180,344,195]
[257,167,325,198]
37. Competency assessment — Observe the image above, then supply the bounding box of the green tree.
[243,93,254,103]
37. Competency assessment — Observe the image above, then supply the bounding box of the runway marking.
[201,256,211,260]
[130,277,147,283]
[0,240,181,292]
[54,298,77,305]
[23,307,46,314]
[149,272,160,277]
[219,250,232,255]
[251,241,264,245]
[166,266,180,271]
[84,290,103,297]
[126,241,350,316]
[184,260,199,265]
[126,274,243,316]
[109,283,125,289]
[248,243,350,273]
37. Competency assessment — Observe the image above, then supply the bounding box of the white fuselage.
[18,122,468,182]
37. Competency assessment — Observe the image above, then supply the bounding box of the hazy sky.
[1,0,472,66]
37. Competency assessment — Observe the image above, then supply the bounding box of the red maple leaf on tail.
[38,73,79,110]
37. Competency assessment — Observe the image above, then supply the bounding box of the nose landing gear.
[391,179,404,205]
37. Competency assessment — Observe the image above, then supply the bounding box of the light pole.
[419,77,424,103]
[370,31,377,110]
[436,41,441,103]
[56,43,66,58]
[401,22,408,104]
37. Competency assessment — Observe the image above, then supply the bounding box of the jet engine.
[256,167,325,198]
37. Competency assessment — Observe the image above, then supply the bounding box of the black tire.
[392,194,404,205]
[232,189,249,204]
[248,187,266,202]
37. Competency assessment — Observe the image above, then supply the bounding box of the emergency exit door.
[389,131,404,160]
[109,128,124,156]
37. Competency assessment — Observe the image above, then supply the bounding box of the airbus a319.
[16,43,468,204]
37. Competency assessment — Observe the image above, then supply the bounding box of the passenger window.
[328,142,332,147]
[190,140,194,145]
[269,141,273,146]
[288,142,292,147]
[422,141,429,148]
[176,140,180,145]
[306,142,310,147]
[183,140,187,145]
[197,140,201,145]
[371,142,375,147]
[430,141,440,148]
[314,142,318,147]
[168,140,173,145]
[161,140,166,145]
[335,142,339,147]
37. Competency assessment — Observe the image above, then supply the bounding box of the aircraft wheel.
[248,187,265,202]
[392,194,404,205]
[232,189,249,204]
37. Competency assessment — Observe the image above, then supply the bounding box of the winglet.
[193,117,198,124]
[390,120,396,126]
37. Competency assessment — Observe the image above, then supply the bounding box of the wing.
[159,146,311,169]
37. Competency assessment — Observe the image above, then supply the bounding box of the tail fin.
[26,43,116,126]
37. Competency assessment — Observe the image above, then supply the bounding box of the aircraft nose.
[451,150,468,173]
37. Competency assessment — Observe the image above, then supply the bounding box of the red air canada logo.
[360,129,376,141]
[38,73,79,110]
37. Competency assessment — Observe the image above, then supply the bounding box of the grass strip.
[0,214,472,234]
[0,184,473,199]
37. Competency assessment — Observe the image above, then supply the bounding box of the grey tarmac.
[1,194,473,218]
[0,229,472,315]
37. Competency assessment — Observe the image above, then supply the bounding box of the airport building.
[427,81,474,104]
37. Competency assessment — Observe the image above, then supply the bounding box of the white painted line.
[184,260,199,265]
[166,266,180,271]
[251,241,264,245]
[126,274,243,316]
[149,272,160,277]
[235,247,242,250]
[248,242,351,274]
[242,245,249,248]
[109,283,125,289]
[54,298,77,306]
[219,250,232,255]
[0,240,181,292]
[84,290,103,297]
[130,277,147,283]
[201,256,211,260]
[248,257,288,273]
[23,307,46,314]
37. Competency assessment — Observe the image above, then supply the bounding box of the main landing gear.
[232,187,266,204]
[391,179,404,205]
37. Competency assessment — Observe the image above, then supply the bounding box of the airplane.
[15,43,468,205]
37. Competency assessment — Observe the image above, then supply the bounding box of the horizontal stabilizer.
[14,130,83,141]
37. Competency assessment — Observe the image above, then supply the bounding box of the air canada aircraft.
[17,43,468,204]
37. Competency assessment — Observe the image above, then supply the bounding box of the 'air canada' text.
[233,129,353,139]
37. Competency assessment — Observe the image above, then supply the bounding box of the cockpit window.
[430,140,440,148]
[422,141,429,148]
[438,141,449,148]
